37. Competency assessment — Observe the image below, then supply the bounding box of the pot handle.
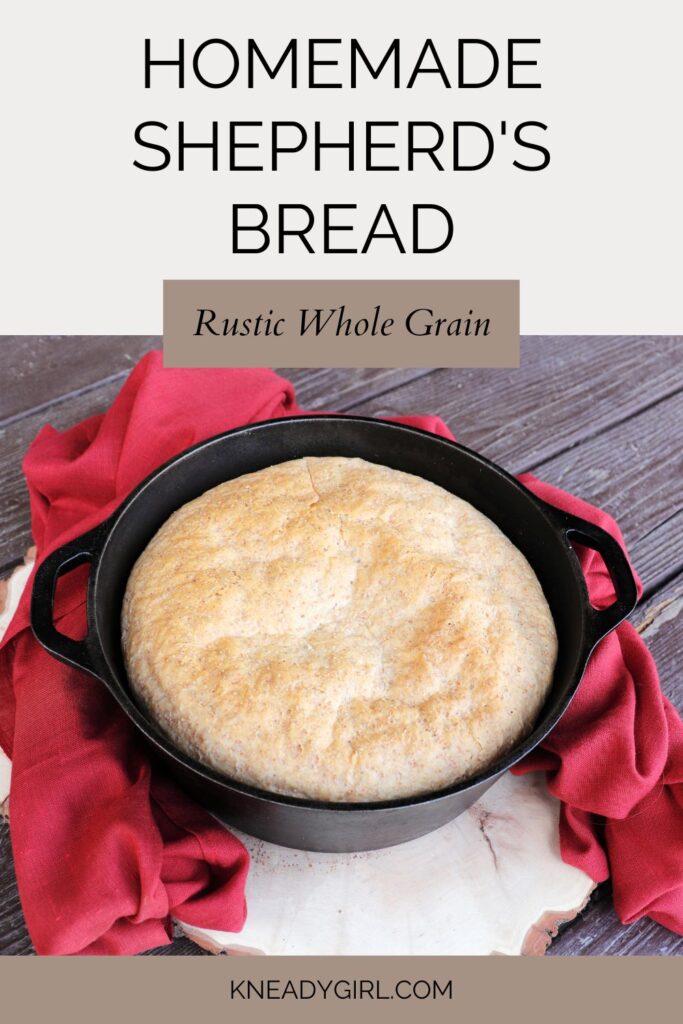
[553,508,639,647]
[31,524,106,677]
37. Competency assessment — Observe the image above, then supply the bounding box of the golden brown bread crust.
[121,457,557,801]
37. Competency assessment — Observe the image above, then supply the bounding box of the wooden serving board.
[0,555,594,955]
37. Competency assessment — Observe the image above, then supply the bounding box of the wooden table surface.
[1,335,681,956]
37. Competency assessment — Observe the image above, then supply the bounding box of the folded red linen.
[0,352,680,954]
[511,477,683,935]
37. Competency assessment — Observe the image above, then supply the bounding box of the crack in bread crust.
[121,457,558,802]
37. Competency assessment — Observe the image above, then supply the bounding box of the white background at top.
[1,0,681,334]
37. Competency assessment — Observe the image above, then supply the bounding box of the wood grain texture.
[0,336,157,425]
[278,367,436,411]
[0,380,130,569]
[0,334,430,427]
[633,576,683,709]
[532,393,683,597]
[349,337,683,473]
[0,821,32,955]
[547,884,683,956]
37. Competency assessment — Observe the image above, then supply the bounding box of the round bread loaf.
[121,457,557,801]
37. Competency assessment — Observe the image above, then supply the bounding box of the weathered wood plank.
[0,380,130,569]
[529,393,683,596]
[278,367,436,410]
[141,935,207,956]
[4,335,681,445]
[0,333,433,426]
[350,336,683,473]
[0,820,32,955]
[630,511,683,601]
[632,575,683,709]
[548,885,683,956]
[0,336,158,425]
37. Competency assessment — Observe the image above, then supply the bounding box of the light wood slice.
[0,552,34,816]
[0,555,594,954]
[177,772,593,956]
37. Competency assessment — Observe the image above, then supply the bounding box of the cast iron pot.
[31,415,638,852]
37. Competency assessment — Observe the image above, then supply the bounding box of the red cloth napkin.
[0,352,681,954]
[510,478,683,934]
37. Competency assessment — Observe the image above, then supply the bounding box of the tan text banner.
[0,955,678,1024]
[163,280,519,368]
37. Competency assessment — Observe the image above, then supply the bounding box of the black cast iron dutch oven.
[31,416,638,852]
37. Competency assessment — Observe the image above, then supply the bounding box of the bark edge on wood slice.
[520,894,595,956]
